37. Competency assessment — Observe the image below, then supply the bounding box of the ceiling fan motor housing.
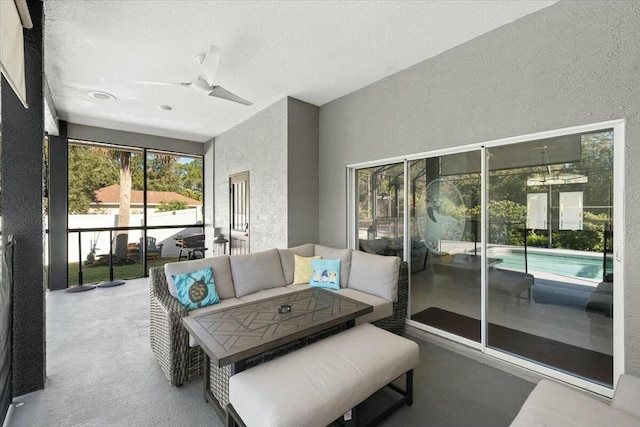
[191,77,212,92]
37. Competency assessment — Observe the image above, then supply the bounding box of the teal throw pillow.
[309,259,341,290]
[173,267,220,311]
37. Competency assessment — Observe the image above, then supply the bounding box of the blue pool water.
[497,250,612,281]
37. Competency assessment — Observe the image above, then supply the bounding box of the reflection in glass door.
[356,163,405,259]
[408,152,483,342]
[229,172,250,254]
[486,130,614,387]
[352,124,619,391]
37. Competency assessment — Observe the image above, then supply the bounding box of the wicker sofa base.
[150,259,408,389]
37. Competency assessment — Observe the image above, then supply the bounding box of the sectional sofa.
[511,374,640,426]
[149,243,408,387]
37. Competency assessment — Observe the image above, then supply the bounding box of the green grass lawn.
[67,256,180,286]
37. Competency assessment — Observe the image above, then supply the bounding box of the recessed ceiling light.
[88,90,116,101]
[158,104,172,111]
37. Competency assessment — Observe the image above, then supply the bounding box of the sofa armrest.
[511,379,640,427]
[149,267,203,386]
[612,374,640,417]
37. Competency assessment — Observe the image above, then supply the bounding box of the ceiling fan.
[136,45,253,106]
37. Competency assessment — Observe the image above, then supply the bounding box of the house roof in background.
[93,184,201,206]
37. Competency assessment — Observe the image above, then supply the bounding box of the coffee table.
[182,288,373,418]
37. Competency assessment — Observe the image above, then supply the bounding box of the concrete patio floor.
[5,277,536,427]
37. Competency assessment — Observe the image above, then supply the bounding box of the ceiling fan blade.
[135,80,190,87]
[209,85,252,106]
[199,45,221,86]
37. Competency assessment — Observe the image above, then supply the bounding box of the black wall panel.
[0,0,45,396]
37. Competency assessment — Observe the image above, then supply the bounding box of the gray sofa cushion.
[230,248,286,297]
[164,255,235,300]
[314,244,352,288]
[348,250,400,302]
[332,288,393,324]
[229,323,419,427]
[238,286,297,303]
[278,243,315,285]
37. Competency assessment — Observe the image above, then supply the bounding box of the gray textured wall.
[214,98,289,252]
[287,98,319,246]
[318,1,640,374]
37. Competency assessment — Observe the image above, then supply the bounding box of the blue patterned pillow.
[309,259,341,290]
[173,267,220,311]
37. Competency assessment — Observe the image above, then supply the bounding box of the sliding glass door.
[408,153,482,342]
[356,163,405,259]
[351,122,620,392]
[486,130,614,387]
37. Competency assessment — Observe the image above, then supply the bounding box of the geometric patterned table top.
[182,288,372,367]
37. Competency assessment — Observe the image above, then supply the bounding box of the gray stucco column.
[48,121,68,290]
[0,0,46,395]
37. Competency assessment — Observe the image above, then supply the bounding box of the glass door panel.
[408,152,482,342]
[146,152,203,227]
[486,130,614,387]
[229,172,250,254]
[356,163,405,258]
[67,143,144,286]
[146,151,204,264]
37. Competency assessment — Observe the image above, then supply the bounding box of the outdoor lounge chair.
[139,236,164,260]
[94,233,136,266]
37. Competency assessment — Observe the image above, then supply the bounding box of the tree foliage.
[68,145,203,214]
[146,154,179,192]
[156,200,189,212]
[355,130,614,253]
[68,145,119,214]
[468,200,527,245]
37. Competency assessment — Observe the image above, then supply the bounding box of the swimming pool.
[496,249,612,282]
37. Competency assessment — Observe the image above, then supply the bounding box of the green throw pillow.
[309,259,340,290]
[173,267,220,311]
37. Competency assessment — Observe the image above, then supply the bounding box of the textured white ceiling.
[43,1,556,142]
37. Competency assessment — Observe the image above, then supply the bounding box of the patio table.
[182,288,372,419]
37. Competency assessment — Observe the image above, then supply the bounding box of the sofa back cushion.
[314,245,352,288]
[164,255,235,300]
[348,250,400,302]
[278,243,315,285]
[230,248,287,297]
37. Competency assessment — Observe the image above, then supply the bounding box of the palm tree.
[91,147,134,255]
[117,151,132,232]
